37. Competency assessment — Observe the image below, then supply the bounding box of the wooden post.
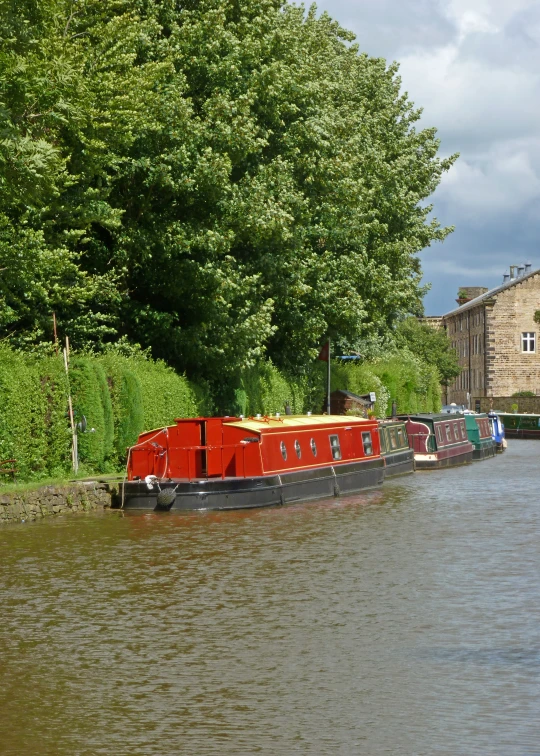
[63,337,78,474]
[52,312,58,355]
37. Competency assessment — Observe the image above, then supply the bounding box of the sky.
[316,0,540,315]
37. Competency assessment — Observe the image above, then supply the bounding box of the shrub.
[69,357,111,470]
[0,347,49,479]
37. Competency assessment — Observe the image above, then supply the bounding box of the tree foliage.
[0,0,456,379]
[394,317,460,387]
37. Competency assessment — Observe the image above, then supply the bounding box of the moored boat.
[463,413,496,460]
[487,411,506,452]
[378,420,415,477]
[398,414,473,469]
[115,415,385,512]
[493,412,539,440]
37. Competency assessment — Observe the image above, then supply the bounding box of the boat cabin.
[377,420,414,477]
[495,412,540,439]
[127,415,382,482]
[463,413,496,460]
[398,414,473,469]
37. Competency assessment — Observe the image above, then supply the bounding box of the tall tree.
[0,0,456,376]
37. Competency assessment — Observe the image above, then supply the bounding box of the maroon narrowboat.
[398,414,473,469]
[115,415,385,512]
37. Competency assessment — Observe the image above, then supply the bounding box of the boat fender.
[145,474,158,490]
[156,488,177,510]
[334,482,340,498]
[277,476,285,506]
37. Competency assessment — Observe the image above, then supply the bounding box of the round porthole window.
[310,438,317,456]
[280,441,287,461]
[294,440,301,459]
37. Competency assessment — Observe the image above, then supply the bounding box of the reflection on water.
[1,442,540,755]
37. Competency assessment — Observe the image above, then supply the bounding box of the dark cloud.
[316,0,540,314]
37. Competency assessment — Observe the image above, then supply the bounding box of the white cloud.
[316,0,540,312]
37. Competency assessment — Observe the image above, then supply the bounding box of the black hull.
[114,458,385,512]
[415,449,473,470]
[382,449,415,478]
[472,443,497,461]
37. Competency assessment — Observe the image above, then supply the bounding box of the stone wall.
[476,396,540,414]
[0,481,112,524]
[486,276,540,396]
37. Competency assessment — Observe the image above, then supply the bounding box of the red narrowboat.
[115,415,385,512]
[398,414,473,469]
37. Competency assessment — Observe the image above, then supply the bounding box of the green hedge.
[0,345,442,482]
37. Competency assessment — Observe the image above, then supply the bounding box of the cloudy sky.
[317,0,540,315]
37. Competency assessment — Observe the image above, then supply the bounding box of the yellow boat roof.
[225,414,373,433]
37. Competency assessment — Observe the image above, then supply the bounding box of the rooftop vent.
[525,262,532,274]
[503,271,510,284]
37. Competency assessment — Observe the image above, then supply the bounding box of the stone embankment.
[0,481,113,524]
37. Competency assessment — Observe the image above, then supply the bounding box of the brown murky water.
[1,441,540,755]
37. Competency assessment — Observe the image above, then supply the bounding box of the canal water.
[1,442,539,755]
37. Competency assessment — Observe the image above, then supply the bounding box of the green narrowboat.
[463,413,496,460]
[378,420,415,477]
[495,412,540,439]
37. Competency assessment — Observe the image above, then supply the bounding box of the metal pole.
[326,338,331,415]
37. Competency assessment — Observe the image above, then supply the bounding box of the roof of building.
[442,267,540,318]
[330,389,372,405]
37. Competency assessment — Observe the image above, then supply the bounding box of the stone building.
[441,264,540,407]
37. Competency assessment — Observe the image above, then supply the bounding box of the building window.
[310,438,317,457]
[294,440,301,459]
[522,332,536,352]
[362,431,373,456]
[280,441,287,461]
[329,435,341,461]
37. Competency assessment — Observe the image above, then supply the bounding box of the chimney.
[525,262,532,274]
[503,271,510,284]
[456,286,489,305]
[518,264,525,277]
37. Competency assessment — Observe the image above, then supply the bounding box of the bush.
[69,357,112,471]
[128,356,213,429]
[237,362,307,416]
[0,347,49,479]
[99,355,144,464]
[37,355,72,475]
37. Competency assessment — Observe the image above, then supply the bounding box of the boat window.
[294,439,301,459]
[329,434,341,461]
[396,427,406,448]
[379,429,388,453]
[436,425,443,444]
[453,423,460,441]
[445,424,452,442]
[362,431,373,456]
[461,422,467,440]
[389,429,397,449]
[310,438,317,456]
[280,441,287,461]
